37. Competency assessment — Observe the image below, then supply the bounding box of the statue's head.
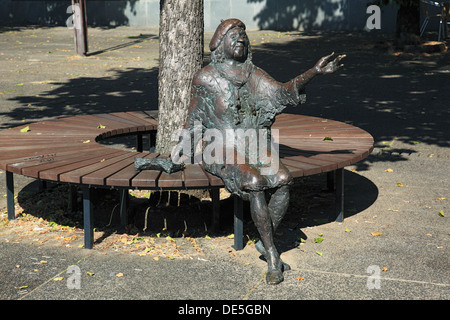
[210,18,251,64]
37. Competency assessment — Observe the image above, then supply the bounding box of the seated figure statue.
[136,18,345,285]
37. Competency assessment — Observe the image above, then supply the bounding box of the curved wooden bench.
[0,111,374,249]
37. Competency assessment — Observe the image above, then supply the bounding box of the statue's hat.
[209,18,246,51]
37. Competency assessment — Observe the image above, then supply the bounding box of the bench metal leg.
[82,186,94,249]
[119,189,128,231]
[233,195,244,250]
[38,180,47,192]
[136,134,143,152]
[210,188,220,232]
[6,171,15,220]
[334,168,344,222]
[420,17,429,37]
[327,170,335,191]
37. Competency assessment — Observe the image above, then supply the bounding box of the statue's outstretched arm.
[287,52,346,91]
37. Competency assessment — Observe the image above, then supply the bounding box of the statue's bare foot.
[255,240,291,271]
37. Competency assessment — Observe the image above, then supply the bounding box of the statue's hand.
[315,52,346,75]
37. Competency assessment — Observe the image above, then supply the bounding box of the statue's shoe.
[266,268,284,285]
[255,240,291,271]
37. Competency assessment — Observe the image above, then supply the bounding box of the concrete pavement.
[0,26,448,302]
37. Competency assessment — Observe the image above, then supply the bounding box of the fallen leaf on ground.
[382,267,388,272]
[438,210,445,217]
[296,276,305,281]
[370,231,382,237]
[115,273,124,277]
[316,251,323,256]
[20,126,30,133]
[384,168,393,172]
[396,182,404,187]
[53,276,64,281]
[345,227,351,233]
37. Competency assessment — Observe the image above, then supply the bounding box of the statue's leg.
[249,190,284,285]
[268,185,290,231]
[255,185,291,270]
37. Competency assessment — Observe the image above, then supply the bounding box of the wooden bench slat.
[0,134,94,142]
[158,170,184,188]
[278,146,358,168]
[275,121,350,130]
[124,111,158,127]
[82,155,138,186]
[34,150,124,181]
[280,158,323,175]
[282,155,338,173]
[274,113,314,123]
[183,164,211,187]
[200,166,224,187]
[132,170,161,188]
[60,152,138,184]
[0,144,95,154]
[280,135,374,141]
[130,153,161,188]
[277,127,371,136]
[281,163,304,177]
[5,145,108,174]
[0,113,373,192]
[273,115,327,127]
[110,112,150,124]
[105,153,164,187]
[105,162,141,187]
[25,120,100,135]
[107,112,154,131]
[57,115,136,137]
[143,110,159,120]
[279,139,374,150]
[57,114,115,126]
[279,150,351,168]
[0,145,107,169]
[94,114,141,132]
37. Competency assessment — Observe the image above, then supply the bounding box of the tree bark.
[395,2,420,45]
[156,0,204,153]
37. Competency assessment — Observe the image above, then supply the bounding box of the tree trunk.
[395,2,420,45]
[156,0,204,153]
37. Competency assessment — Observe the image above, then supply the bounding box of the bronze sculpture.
[136,18,345,284]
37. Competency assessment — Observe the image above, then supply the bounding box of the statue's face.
[223,27,249,62]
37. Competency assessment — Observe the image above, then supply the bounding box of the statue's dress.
[185,60,306,199]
